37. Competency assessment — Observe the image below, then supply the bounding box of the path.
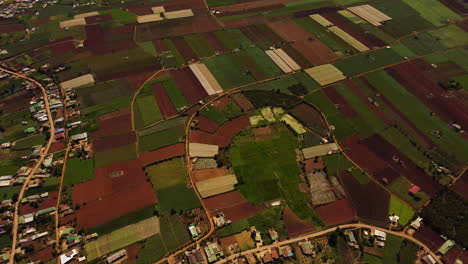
[215,223,442,264]
[0,67,56,264]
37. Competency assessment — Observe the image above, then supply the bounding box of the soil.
[171,68,209,104]
[195,115,220,133]
[282,207,316,237]
[152,83,178,117]
[93,132,136,152]
[316,199,356,226]
[172,37,199,61]
[138,143,185,166]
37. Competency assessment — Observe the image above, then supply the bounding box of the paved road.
[215,223,442,264]
[0,67,56,264]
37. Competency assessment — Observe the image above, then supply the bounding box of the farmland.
[2,0,468,263]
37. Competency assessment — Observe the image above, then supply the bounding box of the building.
[189,224,199,239]
[373,230,387,241]
[262,252,272,263]
[279,245,293,258]
[438,240,455,255]
[188,248,206,264]
[269,229,278,242]
[204,242,224,263]
[60,249,79,264]
[107,249,126,263]
[71,132,87,142]
[299,241,314,255]
[408,185,421,195]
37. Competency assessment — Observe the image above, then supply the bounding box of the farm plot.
[195,174,238,198]
[241,47,283,79]
[365,70,468,165]
[93,107,132,138]
[268,19,339,65]
[93,132,136,152]
[401,0,462,26]
[152,83,177,118]
[171,68,209,104]
[214,29,254,50]
[145,158,187,190]
[85,217,160,260]
[134,82,163,130]
[184,34,215,58]
[388,196,414,226]
[64,158,94,187]
[204,53,256,90]
[316,199,356,226]
[138,143,185,167]
[157,184,201,213]
[12,134,46,150]
[202,32,229,53]
[172,37,198,62]
[94,143,137,168]
[305,64,346,86]
[290,103,329,137]
[139,124,185,153]
[338,171,389,226]
[388,177,430,208]
[240,24,283,50]
[230,123,321,225]
[282,207,316,237]
[203,190,265,221]
[333,48,403,77]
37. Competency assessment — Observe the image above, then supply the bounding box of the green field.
[85,206,154,235]
[322,153,354,176]
[399,241,420,264]
[139,125,185,153]
[75,79,131,108]
[156,184,201,213]
[333,48,404,77]
[214,29,253,50]
[145,158,187,190]
[206,0,236,7]
[138,41,158,56]
[94,144,137,168]
[100,9,137,25]
[382,235,404,263]
[25,176,60,196]
[388,176,430,208]
[365,70,468,164]
[134,83,164,129]
[401,0,462,26]
[199,105,228,124]
[135,235,167,264]
[85,216,160,260]
[64,157,94,187]
[12,134,46,150]
[185,34,215,58]
[0,186,21,200]
[350,169,370,184]
[243,47,282,79]
[429,25,468,48]
[388,196,414,226]
[204,53,256,90]
[164,39,185,66]
[230,123,322,226]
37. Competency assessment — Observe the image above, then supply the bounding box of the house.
[245,254,256,264]
[107,249,126,263]
[373,230,387,241]
[410,217,423,230]
[262,252,272,263]
[438,240,455,255]
[269,229,278,242]
[421,253,436,264]
[1,142,11,149]
[71,132,87,142]
[279,245,293,258]
[408,185,421,195]
[55,132,65,140]
[189,224,199,239]
[299,241,314,255]
[55,128,65,134]
[346,231,357,245]
[389,215,399,225]
[270,248,279,260]
[188,248,205,264]
[204,242,224,263]
[60,249,79,264]
[24,127,35,134]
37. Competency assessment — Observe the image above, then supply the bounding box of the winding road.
[0,67,56,264]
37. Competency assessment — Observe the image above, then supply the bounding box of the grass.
[136,234,167,264]
[184,34,214,58]
[145,158,187,190]
[362,254,383,264]
[390,43,417,58]
[243,47,282,79]
[204,53,256,90]
[382,235,404,264]
[164,39,185,66]
[350,169,370,184]
[400,0,462,26]
[388,176,430,209]
[216,219,250,237]
[138,41,158,56]
[214,29,253,50]
[0,186,21,200]
[25,177,60,196]
[0,235,11,250]
[94,144,137,168]
[365,70,468,164]
[12,134,47,150]
[399,241,420,264]
[245,72,320,94]
[322,154,354,176]
[429,25,468,48]
[400,32,446,56]
[424,48,468,71]
[388,196,414,226]
[134,83,163,129]
[75,79,131,108]
[333,48,404,77]
[156,184,201,213]
[206,0,236,7]
[230,124,322,226]
[199,105,228,124]
[85,206,154,235]
[100,9,137,24]
[64,158,94,187]
[139,126,185,153]
[159,214,190,251]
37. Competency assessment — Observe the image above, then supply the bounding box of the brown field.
[290,103,327,130]
[452,171,468,200]
[93,107,133,138]
[73,159,148,205]
[283,207,316,237]
[49,141,66,152]
[414,225,445,251]
[231,93,254,112]
[280,45,314,69]
[304,157,325,174]
[85,14,113,24]
[340,134,388,175]
[76,182,156,229]
[203,190,263,221]
[440,0,468,14]
[93,132,136,152]
[152,83,178,117]
[190,115,250,147]
[323,87,357,117]
[0,23,25,33]
[202,32,229,53]
[97,64,163,90]
[338,171,389,227]
[154,39,170,52]
[316,199,356,226]
[171,68,209,104]
[195,115,219,133]
[138,143,185,166]
[172,37,199,61]
[192,167,229,183]
[30,247,54,263]
[267,19,339,65]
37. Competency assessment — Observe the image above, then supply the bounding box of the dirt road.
[0,67,56,264]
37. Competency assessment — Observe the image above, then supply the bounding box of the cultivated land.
[1,0,467,263]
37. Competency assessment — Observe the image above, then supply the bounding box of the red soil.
[362,134,440,196]
[340,134,388,175]
[195,115,220,133]
[323,87,357,118]
[93,131,136,152]
[126,243,142,264]
[49,141,66,152]
[97,64,162,89]
[128,6,153,15]
[172,37,198,61]
[386,61,468,130]
[280,45,314,69]
[72,159,148,205]
[138,143,185,166]
[202,32,229,53]
[345,79,393,126]
[154,39,170,53]
[304,158,325,174]
[190,115,250,147]
[443,247,468,264]
[414,225,445,251]
[316,199,356,226]
[49,40,76,55]
[30,246,54,263]
[218,3,283,17]
[222,15,268,29]
[452,170,468,200]
[203,190,264,222]
[231,93,254,112]
[0,23,25,33]
[440,0,468,14]
[210,96,231,111]
[20,191,58,215]
[268,19,339,65]
[192,168,229,183]
[92,107,133,138]
[220,236,238,247]
[282,207,316,237]
[216,0,293,13]
[76,182,156,229]
[152,83,178,117]
[338,171,390,227]
[171,68,209,104]
[374,166,400,185]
